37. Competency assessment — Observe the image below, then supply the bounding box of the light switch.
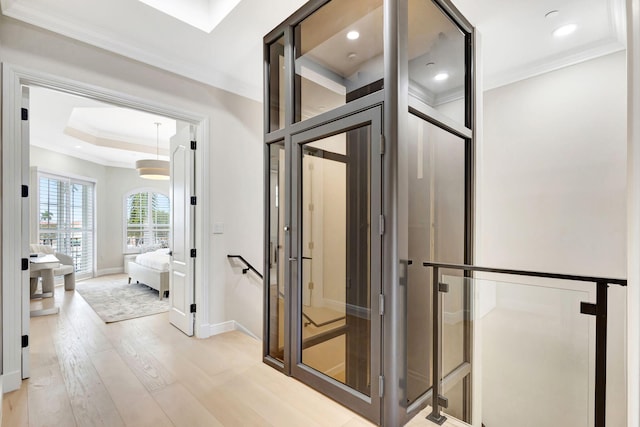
[213,222,224,234]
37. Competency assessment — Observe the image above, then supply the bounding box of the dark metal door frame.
[289,106,383,424]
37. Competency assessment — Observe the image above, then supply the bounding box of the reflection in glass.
[268,142,285,361]
[300,125,372,396]
[474,278,591,427]
[295,0,384,122]
[408,0,466,126]
[405,113,465,403]
[268,36,286,132]
[442,274,466,375]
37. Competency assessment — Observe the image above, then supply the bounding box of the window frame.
[123,188,170,254]
[36,170,97,279]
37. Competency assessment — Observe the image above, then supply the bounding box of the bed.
[127,248,171,300]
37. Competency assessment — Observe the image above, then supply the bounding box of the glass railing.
[421,263,626,427]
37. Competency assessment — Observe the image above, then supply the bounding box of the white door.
[169,122,196,336]
[21,86,31,378]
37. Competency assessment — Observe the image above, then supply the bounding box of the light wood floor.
[4,278,459,427]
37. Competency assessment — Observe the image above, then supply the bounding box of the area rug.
[75,276,169,323]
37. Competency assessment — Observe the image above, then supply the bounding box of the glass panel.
[405,113,466,403]
[408,0,466,127]
[475,277,591,427]
[300,124,371,396]
[268,141,286,362]
[441,274,470,423]
[268,36,286,132]
[442,273,466,375]
[443,374,467,421]
[295,0,383,122]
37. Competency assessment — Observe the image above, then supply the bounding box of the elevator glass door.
[290,107,382,423]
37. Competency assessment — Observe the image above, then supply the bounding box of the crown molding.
[2,0,263,101]
[484,37,625,92]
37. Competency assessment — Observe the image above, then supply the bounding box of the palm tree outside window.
[125,190,170,252]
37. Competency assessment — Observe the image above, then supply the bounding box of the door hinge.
[190,249,197,258]
[190,303,196,313]
[379,294,385,316]
[379,215,385,235]
[21,258,29,271]
[379,375,384,397]
[21,185,29,198]
[190,140,197,150]
[190,196,197,205]
[580,302,598,316]
[380,134,385,155]
[22,335,29,348]
[21,108,28,121]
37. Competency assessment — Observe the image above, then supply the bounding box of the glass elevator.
[263,0,475,424]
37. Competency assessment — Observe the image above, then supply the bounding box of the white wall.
[0,15,264,341]
[30,146,169,275]
[478,51,627,427]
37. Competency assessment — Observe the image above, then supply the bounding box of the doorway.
[289,108,383,422]
[1,65,208,391]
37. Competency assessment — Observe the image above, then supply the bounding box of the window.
[38,173,96,277]
[124,190,170,253]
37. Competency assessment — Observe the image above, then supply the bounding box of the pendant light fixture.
[136,122,170,180]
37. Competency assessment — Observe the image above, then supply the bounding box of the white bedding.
[134,248,170,271]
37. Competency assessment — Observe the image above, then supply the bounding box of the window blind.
[38,174,95,277]
[125,191,170,251]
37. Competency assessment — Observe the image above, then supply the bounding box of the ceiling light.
[434,73,449,81]
[347,31,360,40]
[553,23,577,37]
[347,52,357,60]
[136,122,169,180]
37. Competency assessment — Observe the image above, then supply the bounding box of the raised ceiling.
[0,0,626,102]
[30,86,176,169]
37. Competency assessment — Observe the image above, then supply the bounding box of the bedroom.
[27,85,186,320]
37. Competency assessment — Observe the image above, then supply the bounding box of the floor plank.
[48,311,125,427]
[152,383,224,427]
[27,362,77,427]
[2,382,29,427]
[6,275,463,427]
[90,349,173,427]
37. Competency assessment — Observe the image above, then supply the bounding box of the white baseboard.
[2,369,21,393]
[204,320,261,341]
[209,320,236,336]
[96,267,124,277]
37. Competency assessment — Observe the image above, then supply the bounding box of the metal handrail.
[422,261,626,427]
[422,262,627,286]
[227,255,263,279]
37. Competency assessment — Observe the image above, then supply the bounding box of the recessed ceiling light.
[347,52,357,60]
[553,23,577,37]
[75,145,82,149]
[434,72,449,81]
[347,30,360,40]
[425,62,435,67]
